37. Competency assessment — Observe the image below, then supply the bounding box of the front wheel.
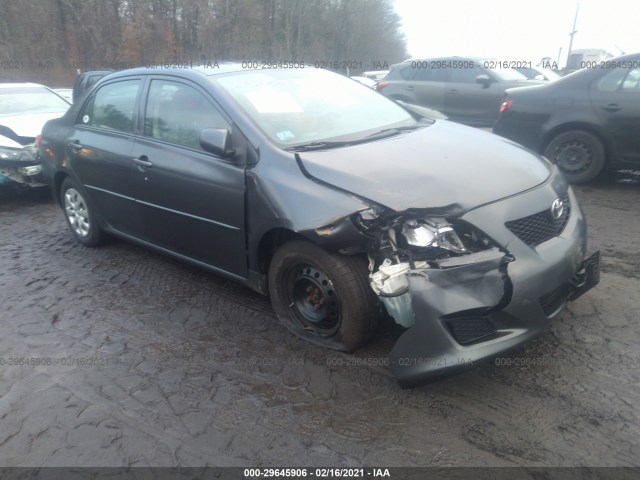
[268,240,378,352]
[543,130,605,184]
[60,177,105,247]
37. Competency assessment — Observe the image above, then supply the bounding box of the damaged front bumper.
[0,146,47,189]
[386,186,600,387]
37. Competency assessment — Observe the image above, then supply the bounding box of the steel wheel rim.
[288,264,341,336]
[553,140,593,174]
[64,188,90,237]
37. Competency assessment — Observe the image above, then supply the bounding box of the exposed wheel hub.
[290,265,340,334]
[555,141,592,173]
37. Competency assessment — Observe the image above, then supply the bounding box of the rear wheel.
[543,130,605,184]
[60,177,105,247]
[268,240,378,352]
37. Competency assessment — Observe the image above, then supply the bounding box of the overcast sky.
[393,0,638,66]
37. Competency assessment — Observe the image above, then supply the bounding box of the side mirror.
[475,74,492,87]
[199,128,235,158]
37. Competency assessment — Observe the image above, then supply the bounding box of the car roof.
[102,62,254,80]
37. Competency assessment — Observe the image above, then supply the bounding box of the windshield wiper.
[364,124,425,138]
[287,125,425,152]
[286,141,356,152]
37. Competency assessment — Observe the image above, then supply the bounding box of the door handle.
[602,103,622,112]
[132,156,153,170]
[404,85,414,91]
[447,89,458,94]
[68,140,83,152]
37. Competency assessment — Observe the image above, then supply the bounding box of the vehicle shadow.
[0,185,53,207]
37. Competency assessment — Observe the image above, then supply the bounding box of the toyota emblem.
[551,198,565,220]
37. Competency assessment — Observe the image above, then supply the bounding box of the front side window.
[447,65,485,83]
[144,79,230,151]
[84,80,140,132]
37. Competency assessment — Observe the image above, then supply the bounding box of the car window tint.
[144,79,230,151]
[87,80,140,132]
[448,65,484,83]
[596,69,627,92]
[412,66,447,82]
[622,68,640,91]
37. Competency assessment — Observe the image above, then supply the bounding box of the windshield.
[0,87,70,117]
[489,67,528,81]
[216,69,417,147]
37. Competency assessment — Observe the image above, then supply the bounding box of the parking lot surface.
[0,172,639,468]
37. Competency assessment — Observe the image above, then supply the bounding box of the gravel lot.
[0,171,638,469]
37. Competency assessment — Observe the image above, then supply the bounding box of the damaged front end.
[0,134,46,190]
[343,188,599,386]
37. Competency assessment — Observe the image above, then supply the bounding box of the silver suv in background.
[375,57,543,127]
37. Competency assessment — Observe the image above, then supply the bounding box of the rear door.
[444,63,502,125]
[408,61,447,111]
[590,67,640,163]
[131,77,248,277]
[68,78,145,237]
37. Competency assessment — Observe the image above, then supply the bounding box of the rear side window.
[622,68,640,91]
[143,79,230,151]
[596,69,628,92]
[412,66,447,82]
[385,65,414,81]
[82,80,140,132]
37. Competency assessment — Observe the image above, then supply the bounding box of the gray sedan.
[39,65,599,386]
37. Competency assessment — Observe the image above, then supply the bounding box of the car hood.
[0,112,68,140]
[297,120,552,212]
[0,134,24,149]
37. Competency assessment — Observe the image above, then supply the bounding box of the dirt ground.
[0,170,638,469]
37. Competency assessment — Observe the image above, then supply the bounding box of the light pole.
[566,2,579,70]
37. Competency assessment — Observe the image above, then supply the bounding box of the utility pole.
[566,2,579,70]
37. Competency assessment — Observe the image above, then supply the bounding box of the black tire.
[60,177,105,247]
[268,240,378,352]
[543,130,605,184]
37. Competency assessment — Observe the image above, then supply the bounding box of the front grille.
[446,317,496,345]
[539,283,571,316]
[505,193,570,247]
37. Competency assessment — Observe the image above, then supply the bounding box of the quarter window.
[144,80,230,151]
[84,80,140,132]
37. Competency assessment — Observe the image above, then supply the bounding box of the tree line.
[0,0,408,86]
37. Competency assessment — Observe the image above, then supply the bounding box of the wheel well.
[256,228,301,274]
[53,172,68,206]
[541,123,611,162]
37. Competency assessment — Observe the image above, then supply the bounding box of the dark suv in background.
[375,57,542,127]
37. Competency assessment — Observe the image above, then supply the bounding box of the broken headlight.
[401,218,466,254]
[0,144,38,164]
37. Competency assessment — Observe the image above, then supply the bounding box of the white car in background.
[0,83,70,189]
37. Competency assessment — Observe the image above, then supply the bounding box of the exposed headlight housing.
[17,165,42,176]
[401,219,467,253]
[0,145,38,163]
